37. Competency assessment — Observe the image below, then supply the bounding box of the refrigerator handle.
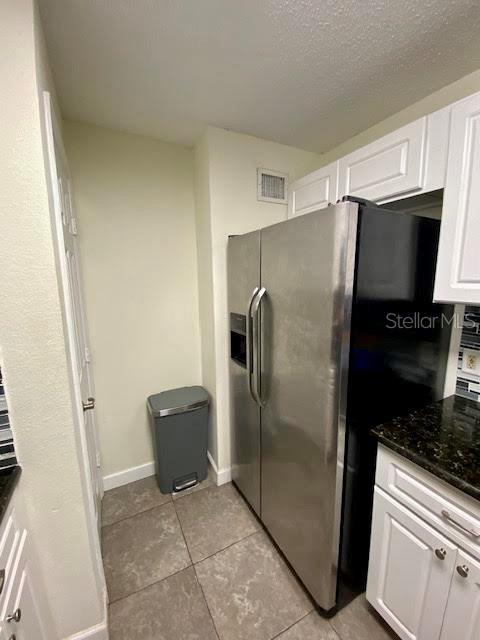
[246,287,259,402]
[251,287,266,408]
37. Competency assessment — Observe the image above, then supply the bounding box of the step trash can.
[147,386,209,494]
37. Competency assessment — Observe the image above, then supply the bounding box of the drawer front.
[376,445,480,559]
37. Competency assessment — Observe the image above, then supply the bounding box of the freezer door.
[228,231,261,516]
[259,202,358,610]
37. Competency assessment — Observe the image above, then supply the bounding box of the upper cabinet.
[338,118,428,202]
[288,161,338,217]
[289,107,450,219]
[288,93,480,304]
[434,93,480,305]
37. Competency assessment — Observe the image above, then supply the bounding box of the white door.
[338,118,427,202]
[43,94,102,525]
[288,161,338,218]
[367,488,456,640]
[434,93,480,304]
[58,174,103,517]
[440,549,480,640]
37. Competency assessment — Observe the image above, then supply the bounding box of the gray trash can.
[147,386,209,494]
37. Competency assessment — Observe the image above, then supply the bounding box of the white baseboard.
[103,461,155,491]
[65,621,108,640]
[207,451,232,486]
[103,454,232,492]
[65,589,108,640]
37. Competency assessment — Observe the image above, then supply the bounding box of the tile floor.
[101,469,397,640]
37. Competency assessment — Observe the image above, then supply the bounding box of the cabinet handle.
[6,608,21,623]
[441,509,480,538]
[0,569,5,596]
[435,548,447,560]
[457,564,469,578]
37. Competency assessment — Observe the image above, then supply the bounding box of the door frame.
[42,91,106,598]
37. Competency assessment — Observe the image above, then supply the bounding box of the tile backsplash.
[456,306,480,402]
[0,368,17,468]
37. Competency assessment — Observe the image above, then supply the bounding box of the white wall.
[64,122,202,479]
[0,1,105,637]
[196,127,319,473]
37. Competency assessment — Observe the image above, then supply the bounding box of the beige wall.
[313,68,480,169]
[64,122,202,478]
[196,127,320,472]
[0,1,105,637]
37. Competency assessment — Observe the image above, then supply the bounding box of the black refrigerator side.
[337,205,454,603]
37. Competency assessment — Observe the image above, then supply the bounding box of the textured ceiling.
[39,0,480,153]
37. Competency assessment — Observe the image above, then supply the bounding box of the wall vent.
[257,168,288,204]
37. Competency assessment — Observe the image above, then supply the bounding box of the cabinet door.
[4,568,45,640]
[367,488,456,640]
[2,532,46,640]
[288,161,338,217]
[434,93,480,304]
[338,118,427,202]
[440,549,480,640]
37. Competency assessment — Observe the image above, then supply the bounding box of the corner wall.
[194,133,218,461]
[0,1,105,637]
[195,127,320,474]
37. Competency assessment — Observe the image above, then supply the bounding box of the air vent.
[257,168,288,204]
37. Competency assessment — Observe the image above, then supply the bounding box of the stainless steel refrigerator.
[228,198,453,613]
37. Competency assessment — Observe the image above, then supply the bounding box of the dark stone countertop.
[371,395,480,501]
[0,466,21,523]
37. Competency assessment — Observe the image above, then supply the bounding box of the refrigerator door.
[228,230,262,516]
[259,202,358,610]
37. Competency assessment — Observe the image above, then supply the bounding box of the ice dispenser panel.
[230,313,247,367]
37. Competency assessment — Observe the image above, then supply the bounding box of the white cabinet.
[434,93,480,304]
[367,488,456,640]
[288,90,480,303]
[288,161,338,217]
[368,447,480,640]
[290,106,450,214]
[0,499,50,640]
[4,568,45,640]
[338,118,427,202]
[1,533,46,640]
[440,549,480,640]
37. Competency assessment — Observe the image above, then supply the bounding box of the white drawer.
[376,445,480,560]
[0,509,20,610]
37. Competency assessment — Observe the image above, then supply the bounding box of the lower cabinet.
[439,549,480,640]
[367,488,456,640]
[2,537,46,640]
[367,448,480,640]
[0,508,47,640]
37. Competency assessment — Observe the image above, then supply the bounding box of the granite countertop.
[0,466,21,523]
[371,395,480,501]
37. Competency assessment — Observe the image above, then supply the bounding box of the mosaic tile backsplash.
[456,306,480,402]
[0,369,17,468]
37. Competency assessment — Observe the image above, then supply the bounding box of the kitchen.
[1,1,480,639]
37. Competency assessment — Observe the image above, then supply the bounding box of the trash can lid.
[147,386,209,418]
